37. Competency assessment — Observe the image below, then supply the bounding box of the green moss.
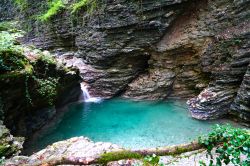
[97,151,143,164]
[0,30,33,77]
[0,21,18,32]
[39,0,66,22]
[70,0,97,14]
[37,53,56,65]
[14,0,28,10]
[71,0,88,13]
[36,77,59,106]
[0,145,10,158]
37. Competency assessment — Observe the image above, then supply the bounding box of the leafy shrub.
[39,0,66,22]
[143,154,164,166]
[36,77,59,105]
[0,21,17,32]
[0,31,27,73]
[14,0,28,10]
[199,124,250,166]
[0,156,5,165]
[70,0,97,14]
[37,53,56,65]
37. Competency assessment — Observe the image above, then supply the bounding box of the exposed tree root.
[35,141,203,166]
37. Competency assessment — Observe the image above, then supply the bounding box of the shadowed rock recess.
[15,0,249,123]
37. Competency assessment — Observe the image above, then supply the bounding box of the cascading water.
[80,83,101,103]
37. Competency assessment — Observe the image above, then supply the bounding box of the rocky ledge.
[4,137,122,166]
[4,136,243,166]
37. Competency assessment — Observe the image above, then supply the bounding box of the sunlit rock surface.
[5,137,122,166]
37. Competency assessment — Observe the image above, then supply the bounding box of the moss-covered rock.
[0,22,82,138]
[0,122,24,158]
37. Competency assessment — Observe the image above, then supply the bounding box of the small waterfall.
[80,83,101,103]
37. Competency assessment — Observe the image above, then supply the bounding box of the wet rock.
[187,87,237,120]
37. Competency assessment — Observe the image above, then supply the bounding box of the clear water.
[26,99,238,154]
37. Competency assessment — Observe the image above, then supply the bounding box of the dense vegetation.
[0,21,62,106]
[14,0,97,22]
[199,125,250,166]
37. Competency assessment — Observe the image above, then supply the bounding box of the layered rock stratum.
[8,0,248,123]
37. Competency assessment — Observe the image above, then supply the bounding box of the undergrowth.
[70,0,97,14]
[0,24,61,107]
[38,0,97,22]
[14,0,28,10]
[199,124,250,166]
[38,0,66,22]
[35,77,59,106]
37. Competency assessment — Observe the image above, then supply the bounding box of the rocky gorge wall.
[5,0,250,124]
[0,22,82,157]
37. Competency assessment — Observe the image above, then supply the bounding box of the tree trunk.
[35,141,203,166]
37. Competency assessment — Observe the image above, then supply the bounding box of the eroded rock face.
[0,0,17,21]
[186,0,250,122]
[17,0,250,122]
[231,64,250,124]
[5,137,122,166]
[23,0,189,98]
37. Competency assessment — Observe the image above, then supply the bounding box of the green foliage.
[36,77,59,106]
[98,151,142,164]
[0,31,16,49]
[0,145,10,158]
[98,152,164,166]
[70,0,97,14]
[71,0,89,13]
[198,124,250,166]
[143,154,164,166]
[0,156,5,165]
[37,0,97,22]
[0,30,60,106]
[14,0,28,10]
[0,31,27,73]
[0,21,18,32]
[39,0,66,22]
[37,53,56,65]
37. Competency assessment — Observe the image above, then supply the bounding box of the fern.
[39,0,66,22]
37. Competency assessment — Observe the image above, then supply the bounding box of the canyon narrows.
[0,0,249,165]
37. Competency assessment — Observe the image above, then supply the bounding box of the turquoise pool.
[26,99,238,154]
